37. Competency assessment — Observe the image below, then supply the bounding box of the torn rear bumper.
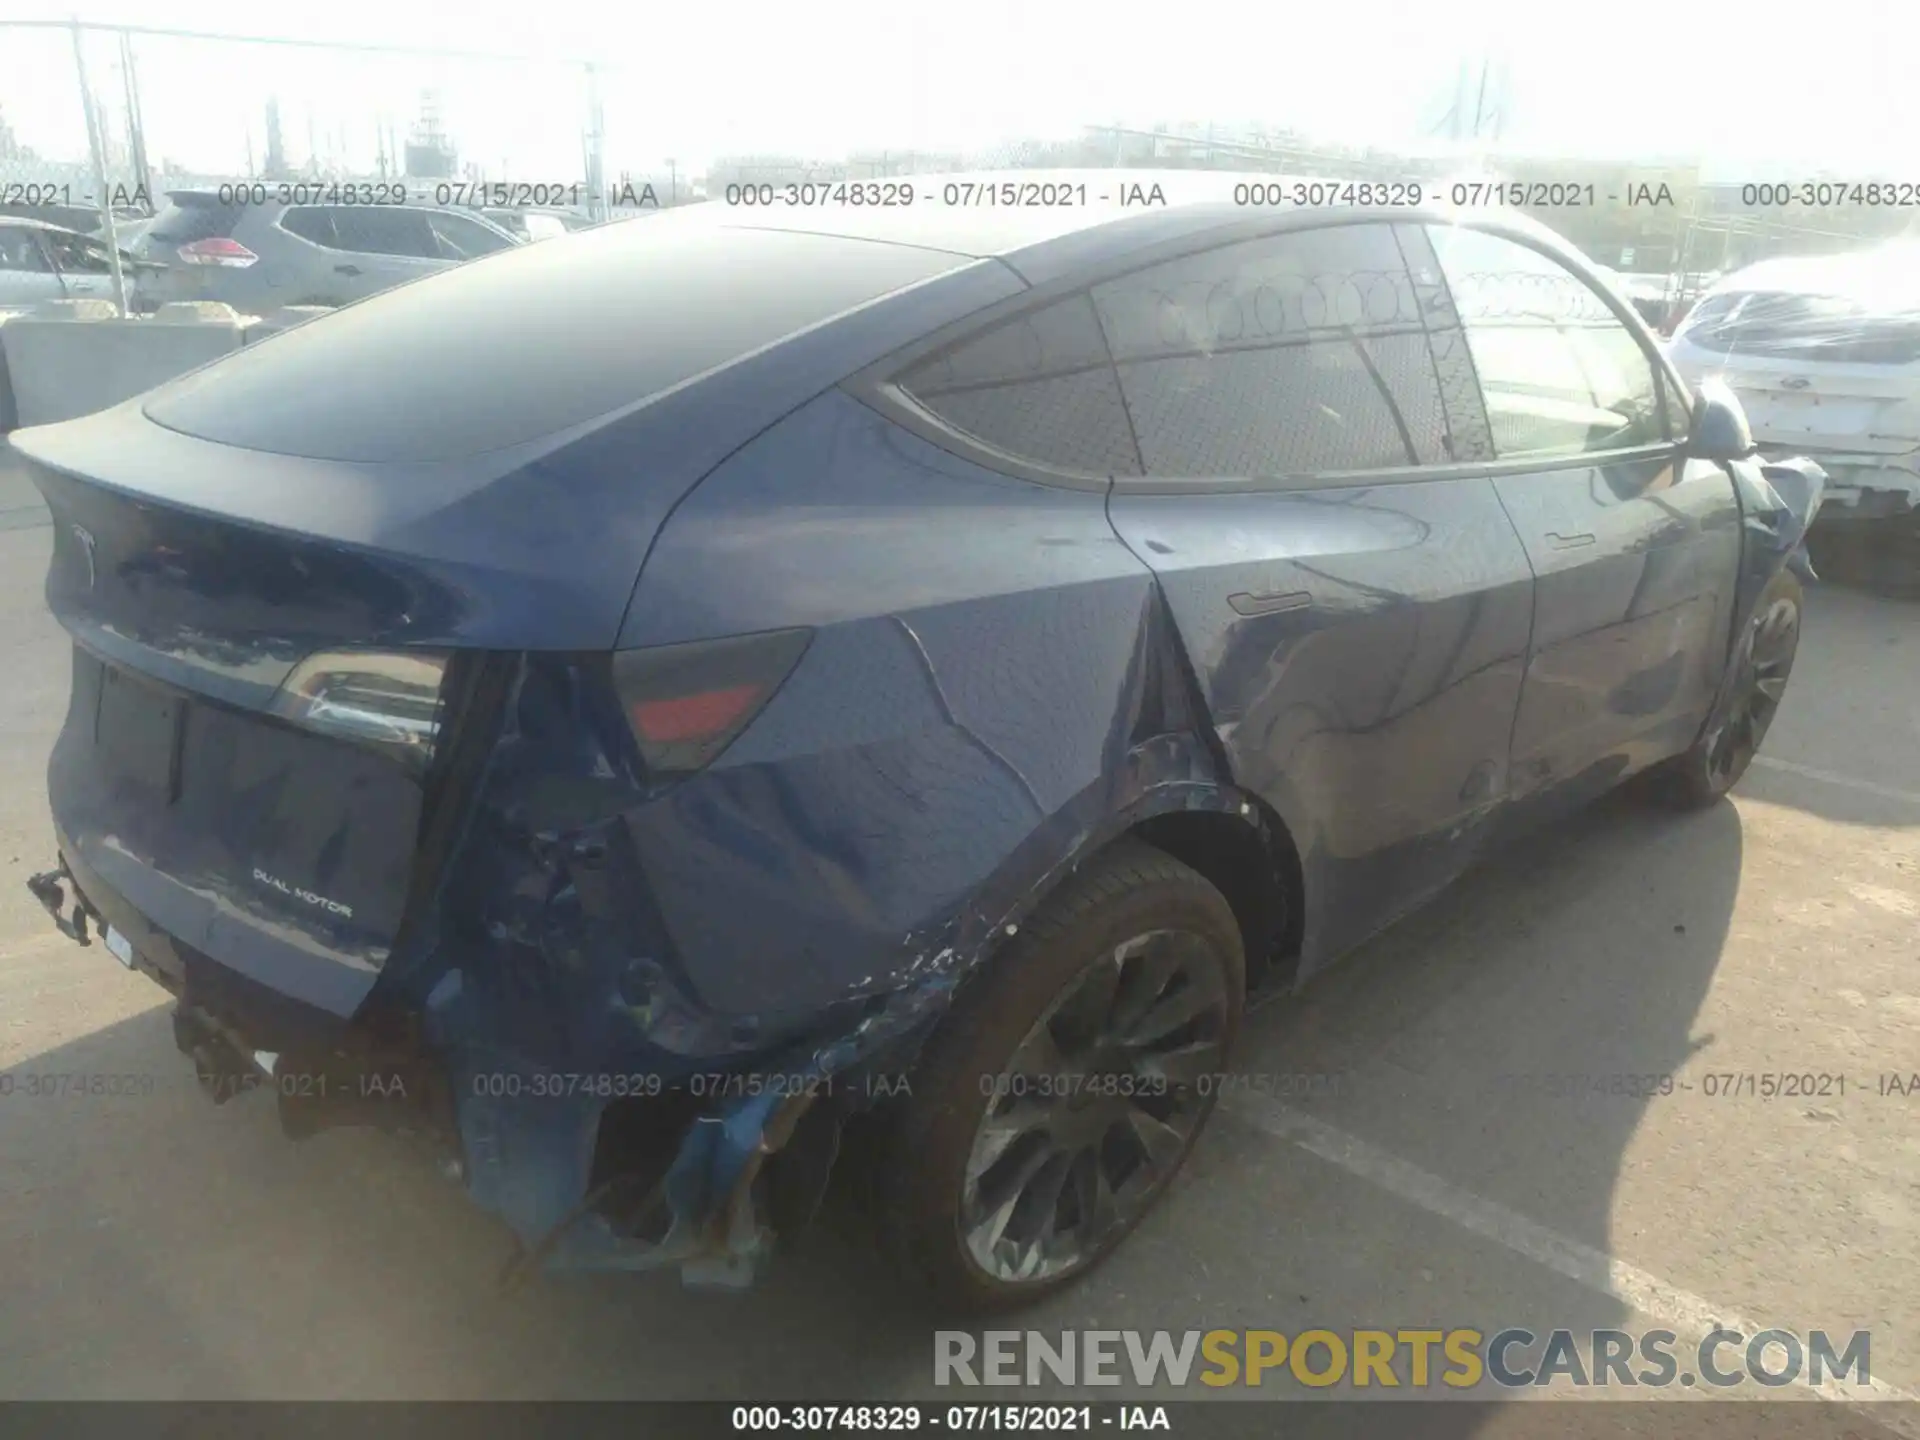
[26,839,926,1291]
[1755,444,1920,521]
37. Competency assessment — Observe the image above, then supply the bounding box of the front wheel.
[880,841,1244,1311]
[1647,569,1802,808]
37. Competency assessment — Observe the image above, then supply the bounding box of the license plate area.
[95,663,184,800]
[104,924,135,968]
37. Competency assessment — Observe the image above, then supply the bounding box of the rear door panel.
[1109,481,1533,971]
[1093,220,1534,973]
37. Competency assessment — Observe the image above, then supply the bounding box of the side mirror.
[1689,377,1753,462]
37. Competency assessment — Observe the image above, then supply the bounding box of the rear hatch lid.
[14,210,1001,1017]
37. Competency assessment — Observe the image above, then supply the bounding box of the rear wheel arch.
[1128,802,1303,992]
[958,782,1304,1002]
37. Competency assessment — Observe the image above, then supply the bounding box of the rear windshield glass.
[143,213,968,462]
[1682,289,1920,365]
[146,196,242,246]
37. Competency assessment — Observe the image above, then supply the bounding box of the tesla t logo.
[1780,376,1812,390]
[70,524,96,590]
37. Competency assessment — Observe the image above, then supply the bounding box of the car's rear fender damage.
[336,589,1274,1286]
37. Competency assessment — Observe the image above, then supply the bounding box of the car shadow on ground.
[1752,583,1919,831]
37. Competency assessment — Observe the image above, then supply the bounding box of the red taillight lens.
[612,628,812,778]
[177,238,259,268]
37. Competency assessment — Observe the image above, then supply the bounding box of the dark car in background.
[14,183,1824,1310]
[130,190,521,310]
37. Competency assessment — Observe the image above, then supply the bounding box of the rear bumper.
[25,835,871,1291]
[1752,445,1919,519]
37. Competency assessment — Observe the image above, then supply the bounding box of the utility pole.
[69,20,129,315]
[582,63,605,221]
[118,29,154,209]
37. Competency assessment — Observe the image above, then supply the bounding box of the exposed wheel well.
[1130,804,1303,991]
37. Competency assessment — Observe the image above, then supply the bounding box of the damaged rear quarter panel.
[402,388,1253,1279]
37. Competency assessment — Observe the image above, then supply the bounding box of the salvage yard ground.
[0,447,1914,1432]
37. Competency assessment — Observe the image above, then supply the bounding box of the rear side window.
[285,206,438,259]
[425,211,516,259]
[42,231,111,274]
[147,197,241,246]
[279,207,337,247]
[894,294,1142,476]
[1092,223,1454,478]
[0,225,50,272]
[1425,225,1666,460]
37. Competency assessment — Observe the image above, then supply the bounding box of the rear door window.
[0,225,51,272]
[42,231,112,274]
[326,207,438,259]
[424,211,517,259]
[279,206,339,248]
[893,293,1142,476]
[1093,222,1455,479]
[283,206,438,259]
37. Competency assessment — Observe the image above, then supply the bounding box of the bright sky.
[3,0,1918,181]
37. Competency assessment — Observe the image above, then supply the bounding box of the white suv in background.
[1667,244,1920,523]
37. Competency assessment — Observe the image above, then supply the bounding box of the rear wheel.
[880,841,1243,1311]
[1647,570,1802,808]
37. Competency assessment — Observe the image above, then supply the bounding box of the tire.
[879,840,1244,1312]
[1646,569,1803,809]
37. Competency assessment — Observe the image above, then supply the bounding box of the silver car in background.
[1666,244,1920,522]
[131,191,522,311]
[0,217,163,313]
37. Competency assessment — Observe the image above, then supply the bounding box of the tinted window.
[0,225,50,272]
[144,214,970,463]
[895,293,1141,476]
[283,206,440,258]
[1392,222,1496,464]
[425,211,516,258]
[279,207,338,248]
[1092,223,1452,478]
[42,231,111,273]
[1426,226,1666,459]
[147,197,241,245]
[331,207,437,259]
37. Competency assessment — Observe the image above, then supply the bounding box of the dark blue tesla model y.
[12,183,1825,1309]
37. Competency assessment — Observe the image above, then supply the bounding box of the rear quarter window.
[142,213,971,463]
[893,293,1143,476]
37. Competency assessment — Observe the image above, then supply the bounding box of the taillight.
[177,237,259,268]
[612,629,812,777]
[268,649,449,769]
